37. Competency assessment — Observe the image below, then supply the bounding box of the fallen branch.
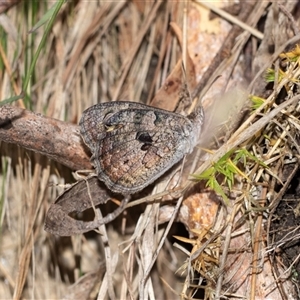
[0,105,91,170]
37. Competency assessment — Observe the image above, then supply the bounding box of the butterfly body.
[79,101,204,194]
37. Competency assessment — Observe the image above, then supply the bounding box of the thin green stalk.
[22,0,66,93]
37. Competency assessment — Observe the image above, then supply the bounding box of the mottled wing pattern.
[79,102,147,151]
[79,101,203,194]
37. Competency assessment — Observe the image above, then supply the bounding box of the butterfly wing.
[80,101,200,194]
[79,101,148,151]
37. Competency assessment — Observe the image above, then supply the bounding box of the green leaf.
[250,95,265,110]
[29,2,58,33]
[22,0,66,98]
[192,147,268,205]
[0,94,24,106]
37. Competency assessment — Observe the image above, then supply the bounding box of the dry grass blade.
[1,1,300,299]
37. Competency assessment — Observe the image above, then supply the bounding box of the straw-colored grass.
[1,1,300,299]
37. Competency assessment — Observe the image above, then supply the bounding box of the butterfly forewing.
[79,101,203,194]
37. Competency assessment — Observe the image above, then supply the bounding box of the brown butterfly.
[79,101,204,195]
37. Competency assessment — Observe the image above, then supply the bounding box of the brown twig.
[278,2,300,35]
[0,105,91,171]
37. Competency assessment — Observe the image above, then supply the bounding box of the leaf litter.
[1,1,300,299]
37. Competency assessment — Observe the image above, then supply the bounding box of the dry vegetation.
[1,1,300,299]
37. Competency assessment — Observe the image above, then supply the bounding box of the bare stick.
[0,105,91,170]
